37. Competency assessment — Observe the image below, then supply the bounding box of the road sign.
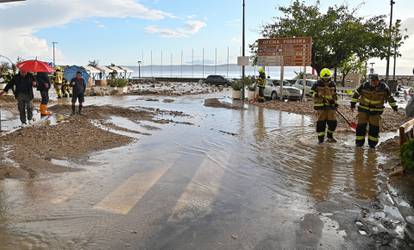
[257,56,283,66]
[258,37,312,66]
[237,56,250,66]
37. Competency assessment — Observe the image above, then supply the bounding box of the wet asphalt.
[0,94,411,249]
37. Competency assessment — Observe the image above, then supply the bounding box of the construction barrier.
[399,118,414,146]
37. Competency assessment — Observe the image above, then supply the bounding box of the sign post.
[257,37,312,101]
[238,56,250,100]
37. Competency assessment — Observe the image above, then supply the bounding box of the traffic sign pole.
[280,56,284,101]
[303,44,307,102]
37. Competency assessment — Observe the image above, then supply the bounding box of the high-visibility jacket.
[351,81,398,115]
[54,71,64,85]
[257,72,266,87]
[311,80,338,110]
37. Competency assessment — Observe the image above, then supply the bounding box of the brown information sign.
[258,37,312,66]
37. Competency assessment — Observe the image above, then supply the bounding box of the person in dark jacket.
[70,71,86,115]
[351,74,398,148]
[36,72,52,117]
[0,70,36,125]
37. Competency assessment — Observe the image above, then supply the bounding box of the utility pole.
[137,60,142,78]
[393,19,400,80]
[52,41,58,67]
[241,0,246,100]
[385,0,395,83]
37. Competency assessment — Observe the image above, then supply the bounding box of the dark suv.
[204,75,231,86]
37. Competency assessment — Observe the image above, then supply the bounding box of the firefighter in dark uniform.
[311,68,338,144]
[257,67,266,103]
[351,74,398,148]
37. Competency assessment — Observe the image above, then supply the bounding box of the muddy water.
[0,95,404,249]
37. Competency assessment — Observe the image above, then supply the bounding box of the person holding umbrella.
[0,59,54,125]
[70,71,86,115]
[0,69,36,125]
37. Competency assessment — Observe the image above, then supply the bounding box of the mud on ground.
[128,81,226,96]
[256,100,408,132]
[0,104,189,179]
[204,98,246,110]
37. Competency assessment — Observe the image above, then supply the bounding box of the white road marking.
[50,184,84,205]
[93,166,172,215]
[168,151,231,222]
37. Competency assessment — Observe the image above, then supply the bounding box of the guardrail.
[399,118,414,146]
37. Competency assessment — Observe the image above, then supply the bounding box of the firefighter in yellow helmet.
[311,68,338,144]
[54,67,64,98]
[257,67,266,103]
[351,74,398,148]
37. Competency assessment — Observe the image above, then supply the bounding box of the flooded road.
[0,95,409,249]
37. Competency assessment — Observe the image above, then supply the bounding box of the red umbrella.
[16,60,54,73]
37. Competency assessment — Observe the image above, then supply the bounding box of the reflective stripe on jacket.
[311,80,338,110]
[351,81,397,115]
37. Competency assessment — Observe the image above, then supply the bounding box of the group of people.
[53,67,72,99]
[0,69,87,126]
[312,68,398,149]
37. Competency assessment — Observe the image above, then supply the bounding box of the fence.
[400,118,414,146]
[131,48,306,79]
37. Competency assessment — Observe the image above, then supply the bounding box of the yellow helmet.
[258,67,265,74]
[320,68,332,80]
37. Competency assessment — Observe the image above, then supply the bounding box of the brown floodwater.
[0,94,408,249]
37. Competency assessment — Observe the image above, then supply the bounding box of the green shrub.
[231,80,242,91]
[401,140,414,170]
[108,78,128,88]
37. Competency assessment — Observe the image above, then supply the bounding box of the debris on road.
[204,98,246,110]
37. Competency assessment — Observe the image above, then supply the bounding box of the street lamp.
[385,0,395,83]
[137,60,142,78]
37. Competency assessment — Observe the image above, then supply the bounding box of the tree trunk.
[334,68,338,83]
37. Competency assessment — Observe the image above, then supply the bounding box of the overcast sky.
[0,0,413,74]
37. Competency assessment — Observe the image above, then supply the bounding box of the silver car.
[263,79,303,100]
[294,79,317,96]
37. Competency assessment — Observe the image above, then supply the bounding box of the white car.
[263,79,303,100]
[294,79,317,96]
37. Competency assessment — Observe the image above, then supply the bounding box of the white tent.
[94,65,114,79]
[83,65,101,80]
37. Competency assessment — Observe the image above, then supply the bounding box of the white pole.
[192,49,194,78]
[150,50,153,77]
[141,50,144,78]
[202,48,205,78]
[302,45,307,101]
[280,56,284,101]
[161,50,163,77]
[227,47,230,77]
[215,48,217,74]
[170,53,173,77]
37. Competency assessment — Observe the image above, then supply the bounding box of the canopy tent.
[83,65,102,80]
[108,65,133,79]
[63,66,90,86]
[94,65,114,79]
[119,66,133,78]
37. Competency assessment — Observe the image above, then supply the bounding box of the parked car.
[263,79,303,100]
[204,75,231,86]
[294,79,317,96]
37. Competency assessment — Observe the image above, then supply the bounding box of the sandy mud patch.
[0,104,190,179]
